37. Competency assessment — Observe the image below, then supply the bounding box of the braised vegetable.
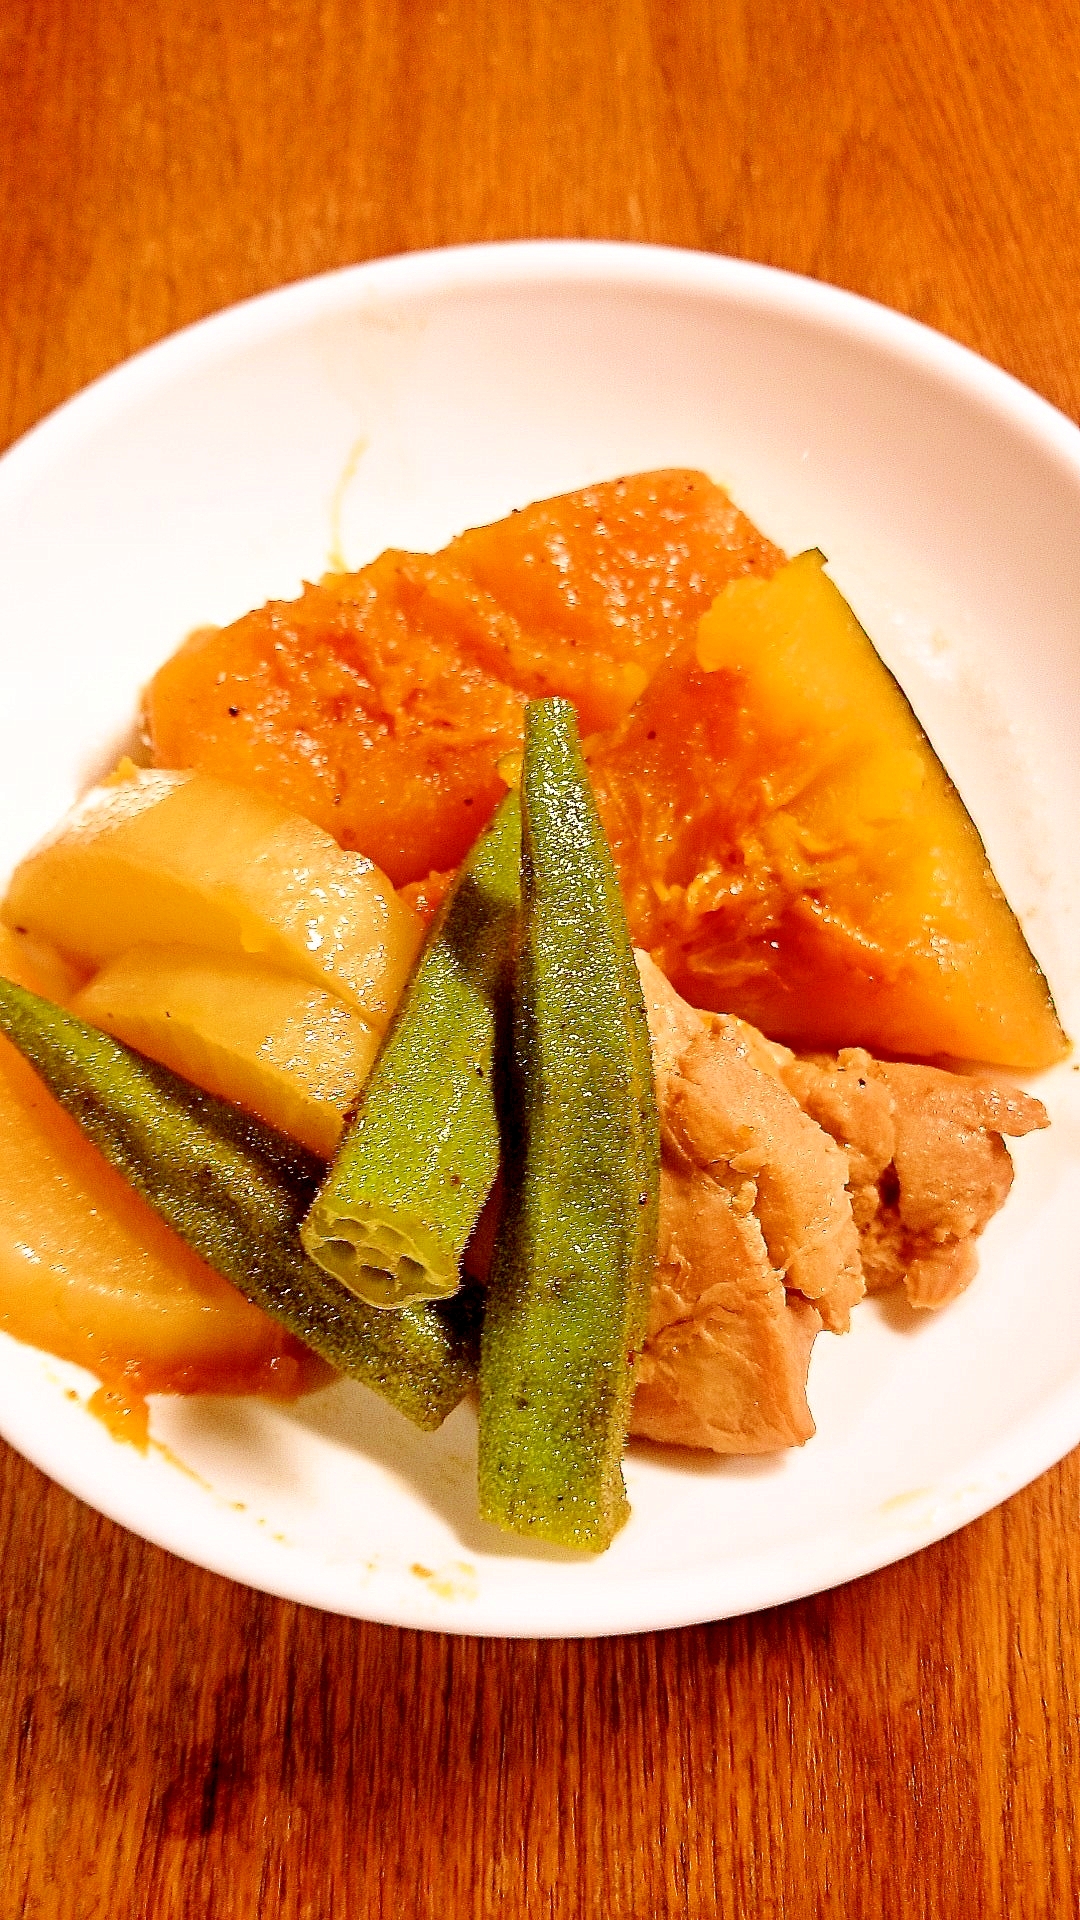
[74,946,381,1159]
[3,765,423,1029]
[302,791,521,1308]
[0,977,478,1429]
[0,927,314,1403]
[144,472,782,886]
[589,550,1069,1067]
[478,698,660,1552]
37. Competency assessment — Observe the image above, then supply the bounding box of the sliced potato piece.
[3,766,422,1029]
[0,924,88,1003]
[0,1030,305,1393]
[74,946,381,1158]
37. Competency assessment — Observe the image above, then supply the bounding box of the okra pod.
[478,698,660,1551]
[301,792,521,1308]
[0,978,479,1429]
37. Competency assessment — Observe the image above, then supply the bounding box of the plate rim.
[4,239,1080,494]
[1,1329,1078,1637]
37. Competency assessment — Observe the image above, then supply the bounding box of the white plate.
[1,242,1079,1638]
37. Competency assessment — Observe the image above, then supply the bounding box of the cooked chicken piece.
[692,1014,1048,1310]
[472,956,1048,1455]
[628,957,1048,1452]
[634,1144,825,1453]
[630,955,862,1453]
[779,1050,1048,1310]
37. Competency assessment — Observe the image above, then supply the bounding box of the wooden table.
[2,4,1078,1913]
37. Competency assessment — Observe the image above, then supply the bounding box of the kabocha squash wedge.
[0,978,479,1429]
[144,471,783,885]
[588,551,1068,1068]
[478,699,660,1552]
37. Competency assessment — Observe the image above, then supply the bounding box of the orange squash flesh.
[144,471,782,886]
[588,552,1068,1068]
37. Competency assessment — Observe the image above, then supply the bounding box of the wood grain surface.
[2,3,1079,1914]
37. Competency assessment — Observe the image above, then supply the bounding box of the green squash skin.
[478,698,661,1552]
[0,977,479,1429]
[301,791,521,1308]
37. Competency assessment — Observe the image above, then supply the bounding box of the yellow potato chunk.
[0,924,87,1004]
[3,766,423,1029]
[74,945,381,1158]
[0,1029,304,1395]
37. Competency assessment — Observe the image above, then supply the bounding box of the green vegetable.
[478,698,660,1552]
[301,791,521,1309]
[0,977,478,1429]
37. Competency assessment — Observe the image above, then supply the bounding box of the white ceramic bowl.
[1,242,1079,1637]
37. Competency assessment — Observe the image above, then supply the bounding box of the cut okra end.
[478,1470,631,1555]
[300,1202,460,1309]
[299,791,521,1312]
[0,975,479,1430]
